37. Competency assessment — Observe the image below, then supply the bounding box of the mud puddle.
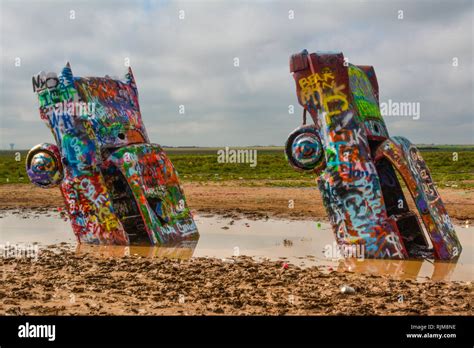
[0,210,472,282]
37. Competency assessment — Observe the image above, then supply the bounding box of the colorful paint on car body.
[286,50,462,260]
[27,63,198,245]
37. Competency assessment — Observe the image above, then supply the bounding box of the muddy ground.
[0,247,471,316]
[0,183,472,316]
[1,182,473,222]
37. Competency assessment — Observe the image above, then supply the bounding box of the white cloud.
[0,0,472,149]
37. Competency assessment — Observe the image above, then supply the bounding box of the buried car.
[285,50,462,260]
[26,63,198,245]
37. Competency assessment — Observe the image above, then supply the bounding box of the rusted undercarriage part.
[285,49,461,260]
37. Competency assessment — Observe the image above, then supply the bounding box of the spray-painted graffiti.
[348,65,382,121]
[26,63,198,245]
[287,50,461,260]
[374,136,461,259]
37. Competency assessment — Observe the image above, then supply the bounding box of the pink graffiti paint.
[286,50,462,260]
[26,63,198,245]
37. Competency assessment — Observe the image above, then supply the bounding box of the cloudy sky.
[0,0,472,149]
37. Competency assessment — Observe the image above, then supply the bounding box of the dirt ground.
[0,183,472,316]
[0,247,471,316]
[0,182,473,222]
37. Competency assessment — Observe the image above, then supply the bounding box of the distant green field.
[1,146,473,188]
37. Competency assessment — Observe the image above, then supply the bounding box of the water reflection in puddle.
[0,211,472,282]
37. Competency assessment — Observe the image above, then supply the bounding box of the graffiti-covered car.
[26,63,198,245]
[286,50,462,260]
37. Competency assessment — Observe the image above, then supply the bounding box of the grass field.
[1,145,473,188]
